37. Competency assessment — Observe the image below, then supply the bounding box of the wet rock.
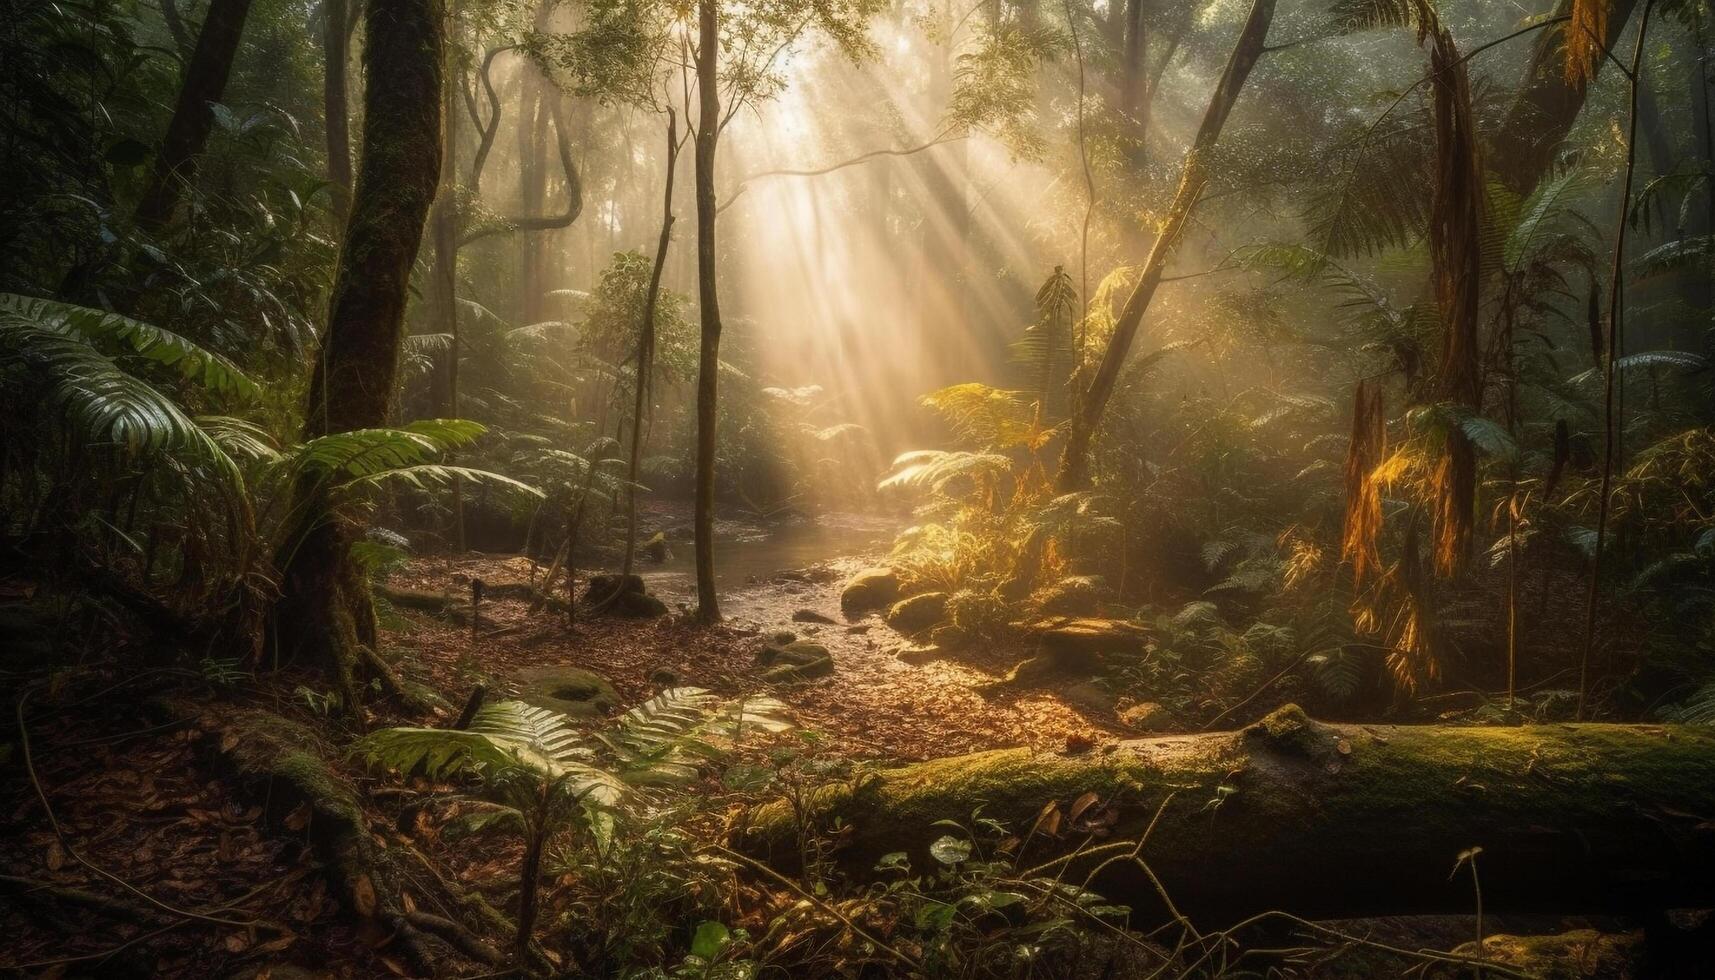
[840,566,899,616]
[1118,701,1174,732]
[792,608,836,624]
[513,666,620,719]
[885,591,947,634]
[1032,575,1108,616]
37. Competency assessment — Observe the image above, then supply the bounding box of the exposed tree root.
[177,702,511,976]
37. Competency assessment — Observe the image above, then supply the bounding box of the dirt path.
[383,549,1126,761]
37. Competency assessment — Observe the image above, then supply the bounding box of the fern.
[0,293,260,400]
[0,318,241,480]
[879,449,1013,494]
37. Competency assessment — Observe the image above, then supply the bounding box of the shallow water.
[636,510,897,618]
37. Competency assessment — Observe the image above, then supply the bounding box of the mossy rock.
[840,566,899,616]
[1118,701,1174,733]
[885,591,948,634]
[513,665,620,719]
[640,532,672,562]
[1452,929,1645,979]
[759,640,834,682]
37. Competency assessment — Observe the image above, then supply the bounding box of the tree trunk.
[429,61,465,550]
[135,0,255,229]
[691,0,723,624]
[1492,0,1640,197]
[271,0,444,708]
[322,0,353,225]
[623,110,680,577]
[1056,0,1274,491]
[743,706,1715,922]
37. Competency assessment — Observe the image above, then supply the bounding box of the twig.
[710,844,923,972]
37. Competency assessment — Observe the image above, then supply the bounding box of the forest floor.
[381,548,1125,761]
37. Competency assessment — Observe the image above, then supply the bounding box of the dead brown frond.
[1427,27,1484,579]
[1340,380,1387,589]
[1565,0,1613,87]
[1379,521,1442,693]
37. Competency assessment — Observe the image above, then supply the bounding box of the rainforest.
[4,0,1715,976]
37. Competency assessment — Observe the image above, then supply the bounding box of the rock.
[641,532,672,562]
[1032,575,1107,616]
[885,591,948,634]
[892,642,944,666]
[792,608,836,624]
[845,623,872,635]
[584,572,646,602]
[1118,701,1174,732]
[513,666,620,719]
[1452,930,1645,980]
[1061,680,1118,714]
[759,640,834,682]
[839,566,899,616]
[650,668,680,688]
[1026,617,1149,656]
[582,572,667,618]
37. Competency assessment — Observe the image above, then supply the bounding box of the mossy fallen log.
[741,706,1715,921]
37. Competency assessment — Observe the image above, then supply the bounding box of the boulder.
[885,591,948,634]
[839,566,899,616]
[1061,680,1118,715]
[513,666,620,719]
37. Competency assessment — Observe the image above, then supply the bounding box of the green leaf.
[929,835,971,866]
[690,921,730,960]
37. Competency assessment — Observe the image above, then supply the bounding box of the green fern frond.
[879,449,1013,494]
[0,319,241,480]
[0,293,259,400]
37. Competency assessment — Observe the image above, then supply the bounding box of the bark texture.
[692,0,723,623]
[322,0,353,224]
[272,0,444,703]
[1056,0,1274,491]
[743,706,1715,922]
[135,0,255,229]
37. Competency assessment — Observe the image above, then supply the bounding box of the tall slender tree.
[1056,0,1275,491]
[134,0,255,229]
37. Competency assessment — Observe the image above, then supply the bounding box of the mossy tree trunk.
[743,707,1715,922]
[691,0,723,624]
[1056,0,1273,491]
[134,0,255,229]
[322,0,353,225]
[271,0,444,712]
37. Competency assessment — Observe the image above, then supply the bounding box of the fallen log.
[741,706,1715,922]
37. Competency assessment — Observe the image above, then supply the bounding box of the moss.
[742,716,1715,919]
